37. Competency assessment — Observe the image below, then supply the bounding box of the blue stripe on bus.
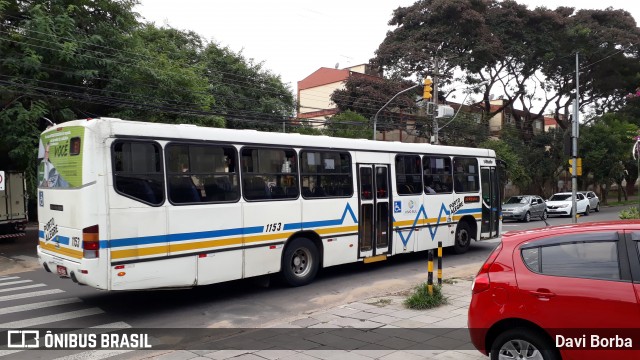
[283,203,358,231]
[107,226,265,249]
[38,231,70,245]
[455,208,482,214]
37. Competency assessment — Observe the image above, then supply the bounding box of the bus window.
[166,143,239,204]
[423,156,452,193]
[395,155,422,195]
[241,147,298,201]
[453,157,479,193]
[300,151,352,198]
[113,141,164,205]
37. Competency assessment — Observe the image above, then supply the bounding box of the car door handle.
[528,289,556,299]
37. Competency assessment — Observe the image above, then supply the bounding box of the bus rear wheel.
[281,237,319,287]
[453,222,472,254]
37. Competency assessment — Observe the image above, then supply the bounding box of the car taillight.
[83,225,100,258]
[472,242,502,294]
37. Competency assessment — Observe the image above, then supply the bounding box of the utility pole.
[432,58,440,144]
[571,52,579,224]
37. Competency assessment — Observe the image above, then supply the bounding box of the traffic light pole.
[372,83,421,141]
[571,52,579,224]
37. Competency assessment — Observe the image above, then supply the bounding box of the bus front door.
[358,164,391,260]
[480,166,501,238]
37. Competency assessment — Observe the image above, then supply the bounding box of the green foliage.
[324,110,373,139]
[331,75,419,127]
[580,114,637,201]
[0,0,296,211]
[479,138,530,190]
[374,1,640,136]
[404,283,447,310]
[619,207,640,220]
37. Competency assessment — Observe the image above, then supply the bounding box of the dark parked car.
[501,195,547,222]
[468,220,640,360]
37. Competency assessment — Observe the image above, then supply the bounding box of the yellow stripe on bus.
[111,225,359,261]
[39,241,83,259]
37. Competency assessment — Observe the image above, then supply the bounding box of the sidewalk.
[124,277,485,360]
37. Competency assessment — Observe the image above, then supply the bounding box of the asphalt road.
[0,203,630,330]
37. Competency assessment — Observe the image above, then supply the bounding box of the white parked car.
[579,191,601,212]
[545,192,590,216]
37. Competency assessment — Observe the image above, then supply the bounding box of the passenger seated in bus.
[169,175,200,203]
[425,177,436,194]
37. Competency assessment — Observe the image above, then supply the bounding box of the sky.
[136,0,640,94]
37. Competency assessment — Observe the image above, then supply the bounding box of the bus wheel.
[453,222,472,254]
[281,238,319,287]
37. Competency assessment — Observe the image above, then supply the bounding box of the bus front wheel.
[281,237,319,287]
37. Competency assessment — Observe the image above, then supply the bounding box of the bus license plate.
[57,265,68,277]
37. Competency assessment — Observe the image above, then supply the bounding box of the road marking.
[0,289,64,302]
[0,308,104,328]
[0,280,32,287]
[0,276,20,281]
[0,322,132,358]
[0,297,82,315]
[0,283,46,293]
[53,350,135,360]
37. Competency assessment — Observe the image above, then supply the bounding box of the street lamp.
[372,83,421,141]
[433,81,488,144]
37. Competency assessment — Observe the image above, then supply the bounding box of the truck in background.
[0,171,28,239]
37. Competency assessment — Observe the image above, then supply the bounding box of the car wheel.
[584,206,590,216]
[453,222,473,254]
[524,211,531,222]
[541,210,547,221]
[280,237,319,287]
[595,203,600,212]
[491,328,559,360]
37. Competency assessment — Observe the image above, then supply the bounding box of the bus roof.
[44,117,496,158]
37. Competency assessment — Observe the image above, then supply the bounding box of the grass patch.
[619,206,640,219]
[404,283,448,310]
[368,298,392,307]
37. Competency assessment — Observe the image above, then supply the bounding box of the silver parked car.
[579,191,600,212]
[502,195,547,222]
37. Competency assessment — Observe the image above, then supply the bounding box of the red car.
[468,220,640,360]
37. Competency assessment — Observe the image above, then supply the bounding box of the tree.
[580,114,637,204]
[324,110,373,139]
[330,74,422,132]
[372,0,640,140]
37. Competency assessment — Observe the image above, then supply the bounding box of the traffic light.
[423,78,433,100]
[568,158,582,176]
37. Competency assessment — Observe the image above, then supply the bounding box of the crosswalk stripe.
[53,349,135,360]
[0,289,64,302]
[0,298,82,315]
[0,284,46,294]
[0,322,132,358]
[0,276,20,282]
[0,280,33,287]
[0,308,104,328]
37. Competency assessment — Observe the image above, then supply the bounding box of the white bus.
[37,118,501,290]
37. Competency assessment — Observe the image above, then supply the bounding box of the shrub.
[619,207,640,219]
[404,283,447,310]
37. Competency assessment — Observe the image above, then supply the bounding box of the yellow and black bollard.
[427,249,434,296]
[437,241,442,286]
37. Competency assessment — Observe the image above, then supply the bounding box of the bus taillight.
[83,225,100,258]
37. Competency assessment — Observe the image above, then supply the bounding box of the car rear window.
[521,241,620,280]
